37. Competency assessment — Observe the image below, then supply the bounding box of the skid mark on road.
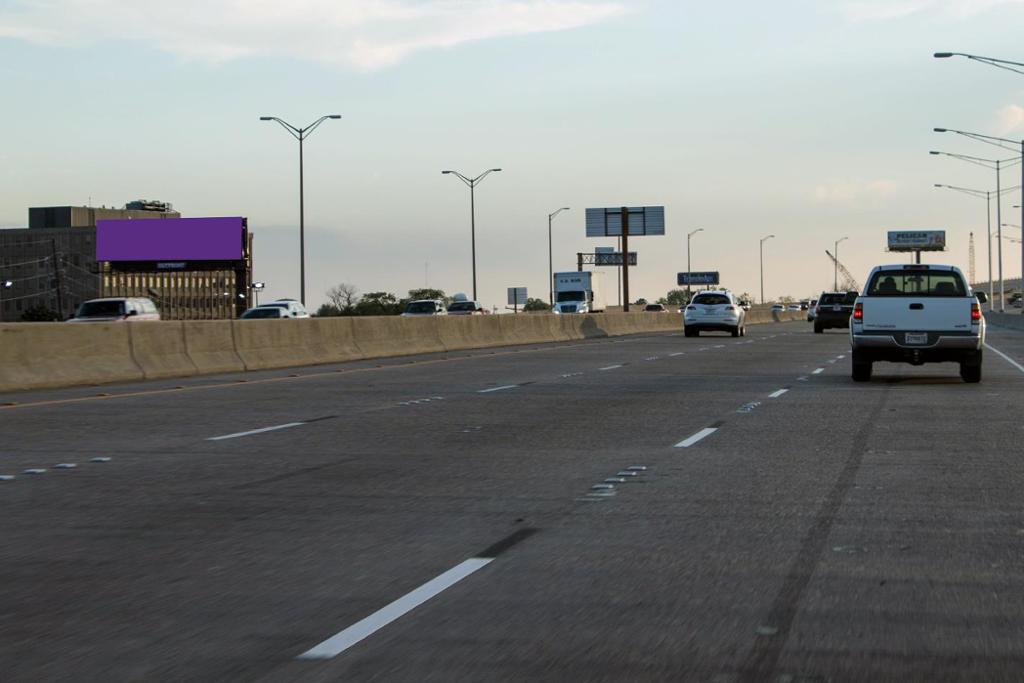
[737,385,891,681]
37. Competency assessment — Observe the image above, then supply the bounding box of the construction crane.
[824,250,861,291]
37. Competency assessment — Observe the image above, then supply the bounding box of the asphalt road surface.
[4,320,1024,682]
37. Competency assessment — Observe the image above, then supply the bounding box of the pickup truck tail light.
[971,303,981,322]
[852,302,863,321]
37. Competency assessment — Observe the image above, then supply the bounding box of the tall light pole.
[760,234,775,305]
[686,228,704,303]
[933,183,1019,309]
[547,207,570,308]
[834,237,848,291]
[934,130,1024,310]
[442,169,502,301]
[1,279,11,322]
[259,114,341,306]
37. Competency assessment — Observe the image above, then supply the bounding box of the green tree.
[523,297,550,312]
[314,303,343,317]
[354,291,401,316]
[635,298,648,306]
[661,289,689,307]
[406,288,448,305]
[21,305,61,321]
[325,283,359,314]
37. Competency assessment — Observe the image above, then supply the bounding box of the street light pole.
[932,183,1016,310]
[259,114,342,306]
[834,237,848,291]
[760,234,775,305]
[442,169,502,301]
[931,149,1021,310]
[548,207,570,308]
[686,228,704,303]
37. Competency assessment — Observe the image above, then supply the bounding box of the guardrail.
[0,310,807,393]
[984,311,1024,330]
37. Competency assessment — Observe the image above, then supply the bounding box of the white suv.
[257,299,310,318]
[684,290,746,337]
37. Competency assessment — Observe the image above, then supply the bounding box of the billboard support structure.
[585,206,665,312]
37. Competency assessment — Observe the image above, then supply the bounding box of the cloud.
[840,0,1023,21]
[994,104,1024,135]
[814,179,899,203]
[0,0,627,70]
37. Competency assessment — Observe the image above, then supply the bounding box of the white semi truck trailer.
[553,271,606,314]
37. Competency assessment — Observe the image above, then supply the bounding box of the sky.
[3,0,1024,309]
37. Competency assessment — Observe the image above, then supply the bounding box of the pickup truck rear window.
[866,270,966,297]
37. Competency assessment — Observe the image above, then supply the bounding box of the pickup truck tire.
[959,350,983,383]
[814,322,823,334]
[851,351,872,382]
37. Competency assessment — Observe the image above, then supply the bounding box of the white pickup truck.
[849,264,987,383]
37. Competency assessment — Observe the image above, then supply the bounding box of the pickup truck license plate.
[905,332,928,345]
[833,305,841,311]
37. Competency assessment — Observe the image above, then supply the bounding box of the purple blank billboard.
[96,216,244,261]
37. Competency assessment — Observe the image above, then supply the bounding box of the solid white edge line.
[599,364,623,371]
[674,427,718,448]
[207,422,305,441]
[478,385,518,393]
[812,368,824,374]
[768,389,789,398]
[985,342,1024,374]
[298,558,493,660]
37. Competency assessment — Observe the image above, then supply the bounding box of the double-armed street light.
[442,169,502,301]
[760,234,774,305]
[931,141,1023,310]
[547,207,570,307]
[259,114,342,306]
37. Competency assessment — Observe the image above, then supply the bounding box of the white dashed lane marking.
[812,368,825,375]
[599,365,623,371]
[674,425,721,448]
[208,423,305,441]
[478,385,518,394]
[768,389,789,398]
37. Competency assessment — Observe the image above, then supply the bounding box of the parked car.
[257,299,310,318]
[683,290,746,337]
[807,299,818,321]
[240,307,288,319]
[814,291,858,333]
[401,299,447,316]
[644,303,669,313]
[447,300,486,315]
[850,263,986,382]
[67,297,160,322]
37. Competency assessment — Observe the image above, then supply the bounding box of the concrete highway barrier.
[985,311,1024,330]
[0,322,144,391]
[183,321,246,375]
[0,310,805,393]
[129,321,199,380]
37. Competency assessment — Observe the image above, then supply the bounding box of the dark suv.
[814,291,857,333]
